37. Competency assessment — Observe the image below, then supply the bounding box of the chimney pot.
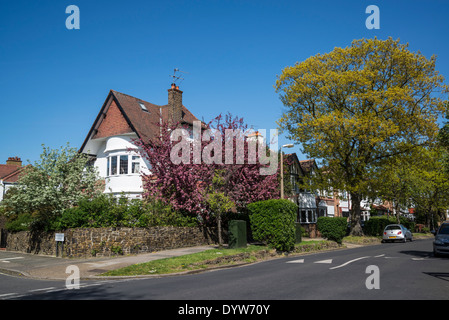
[6,156,22,167]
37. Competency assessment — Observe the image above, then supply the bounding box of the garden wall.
[4,226,215,258]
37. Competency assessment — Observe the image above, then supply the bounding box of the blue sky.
[1,0,448,164]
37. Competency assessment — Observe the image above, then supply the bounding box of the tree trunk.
[349,192,364,236]
[217,211,223,248]
[395,200,400,224]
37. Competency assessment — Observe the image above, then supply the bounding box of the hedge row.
[247,199,298,252]
[363,216,416,236]
[316,217,347,244]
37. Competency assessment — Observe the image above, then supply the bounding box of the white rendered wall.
[90,134,150,199]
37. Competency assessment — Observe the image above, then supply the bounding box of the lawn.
[101,240,340,277]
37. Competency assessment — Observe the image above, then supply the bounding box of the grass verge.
[100,240,341,277]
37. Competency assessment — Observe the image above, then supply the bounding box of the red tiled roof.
[81,89,203,151]
[0,164,24,183]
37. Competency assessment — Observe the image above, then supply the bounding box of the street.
[1,238,448,300]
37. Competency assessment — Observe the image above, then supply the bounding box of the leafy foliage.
[316,217,347,244]
[53,195,197,230]
[1,144,101,231]
[135,113,280,221]
[248,199,297,252]
[276,37,449,235]
[364,216,415,237]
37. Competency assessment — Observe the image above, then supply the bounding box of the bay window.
[107,154,141,176]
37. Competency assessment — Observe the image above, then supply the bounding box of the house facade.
[284,153,406,237]
[80,84,202,198]
[0,157,25,202]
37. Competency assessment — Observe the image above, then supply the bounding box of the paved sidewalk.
[0,245,215,280]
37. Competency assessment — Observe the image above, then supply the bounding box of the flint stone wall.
[3,226,215,258]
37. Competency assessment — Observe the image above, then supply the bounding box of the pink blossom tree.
[134,113,280,225]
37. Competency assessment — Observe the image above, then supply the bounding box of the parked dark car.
[432,222,449,257]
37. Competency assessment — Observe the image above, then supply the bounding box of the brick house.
[80,84,203,198]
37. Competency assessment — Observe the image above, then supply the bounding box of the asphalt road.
[1,238,448,301]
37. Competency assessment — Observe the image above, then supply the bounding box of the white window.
[299,209,317,223]
[107,155,141,176]
[119,155,128,174]
[131,156,140,174]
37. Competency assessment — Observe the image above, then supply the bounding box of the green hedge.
[316,217,347,244]
[364,216,415,236]
[50,195,196,231]
[248,199,297,252]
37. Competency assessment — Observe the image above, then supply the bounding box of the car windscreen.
[385,225,401,230]
[438,225,449,235]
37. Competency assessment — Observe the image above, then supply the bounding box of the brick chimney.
[6,157,22,167]
[168,83,183,125]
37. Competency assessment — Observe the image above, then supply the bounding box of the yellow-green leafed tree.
[275,37,448,236]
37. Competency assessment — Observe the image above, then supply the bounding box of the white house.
[0,157,26,202]
[80,84,202,198]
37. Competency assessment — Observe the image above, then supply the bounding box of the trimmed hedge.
[364,216,415,236]
[248,199,298,252]
[316,217,347,244]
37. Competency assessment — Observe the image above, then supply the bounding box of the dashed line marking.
[286,259,304,264]
[314,259,333,264]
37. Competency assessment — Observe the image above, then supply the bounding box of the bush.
[248,199,297,252]
[363,216,415,236]
[52,195,197,230]
[316,217,347,244]
[5,213,33,232]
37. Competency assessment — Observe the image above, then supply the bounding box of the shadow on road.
[399,250,434,258]
[423,272,449,282]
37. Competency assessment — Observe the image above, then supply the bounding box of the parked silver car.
[432,222,449,257]
[382,224,413,243]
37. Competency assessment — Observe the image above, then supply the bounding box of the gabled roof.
[285,153,306,177]
[81,89,202,152]
[0,165,26,183]
[299,159,318,174]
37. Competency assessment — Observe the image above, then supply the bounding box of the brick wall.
[4,226,216,258]
[94,100,133,139]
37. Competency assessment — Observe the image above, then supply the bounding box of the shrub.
[316,217,347,244]
[52,195,197,230]
[5,213,33,232]
[363,216,415,236]
[248,199,297,252]
[363,216,391,236]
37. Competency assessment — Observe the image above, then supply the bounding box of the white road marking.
[329,256,370,270]
[0,293,18,298]
[286,259,304,263]
[0,257,24,263]
[28,287,56,292]
[314,259,333,264]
